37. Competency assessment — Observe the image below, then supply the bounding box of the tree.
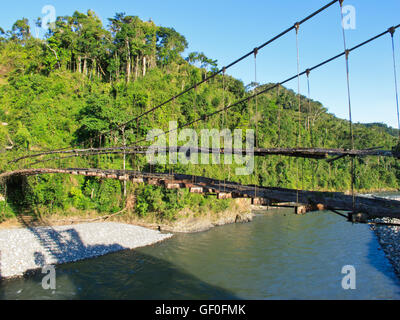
[156,26,188,68]
[11,18,31,41]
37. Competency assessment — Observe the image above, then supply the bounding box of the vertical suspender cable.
[295,22,301,204]
[276,83,282,188]
[90,138,93,169]
[254,48,259,199]
[172,97,176,177]
[389,27,400,140]
[306,69,311,135]
[339,0,355,211]
[306,69,315,190]
[194,83,198,130]
[223,68,226,191]
[340,1,354,148]
[136,118,139,171]
[277,84,281,146]
[254,48,259,148]
[223,67,227,127]
[295,23,302,144]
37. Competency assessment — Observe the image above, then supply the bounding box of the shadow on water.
[0,216,239,300]
[1,249,240,300]
[4,209,400,299]
[67,249,239,300]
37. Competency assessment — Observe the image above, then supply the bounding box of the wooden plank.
[131,178,144,184]
[217,192,232,199]
[252,198,270,206]
[190,187,203,193]
[166,183,181,189]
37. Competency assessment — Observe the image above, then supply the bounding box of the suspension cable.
[22,1,340,157]
[223,67,226,191]
[306,69,311,136]
[19,24,400,166]
[295,22,302,203]
[254,48,258,198]
[295,22,302,145]
[254,48,259,148]
[306,69,315,190]
[194,83,198,130]
[389,27,400,140]
[339,0,355,211]
[339,1,354,149]
[277,83,281,146]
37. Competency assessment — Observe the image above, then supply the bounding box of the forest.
[0,10,399,222]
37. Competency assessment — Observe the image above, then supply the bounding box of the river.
[1,208,400,299]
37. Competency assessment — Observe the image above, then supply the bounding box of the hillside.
[0,10,399,222]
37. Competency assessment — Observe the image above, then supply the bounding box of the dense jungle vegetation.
[0,11,398,221]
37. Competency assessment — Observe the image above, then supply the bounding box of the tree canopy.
[0,10,398,221]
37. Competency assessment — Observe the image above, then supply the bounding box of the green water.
[1,209,400,299]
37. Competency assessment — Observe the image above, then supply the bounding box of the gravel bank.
[0,222,172,279]
[371,218,400,275]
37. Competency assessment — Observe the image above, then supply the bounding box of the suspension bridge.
[2,0,400,224]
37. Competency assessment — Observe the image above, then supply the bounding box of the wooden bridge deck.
[1,168,399,220]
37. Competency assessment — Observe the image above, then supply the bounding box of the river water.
[1,208,400,300]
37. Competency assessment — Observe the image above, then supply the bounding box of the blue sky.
[1,0,399,128]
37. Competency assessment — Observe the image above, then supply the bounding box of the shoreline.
[0,198,256,233]
[0,199,256,280]
[0,222,173,280]
[370,218,400,277]
[2,193,399,280]
[128,205,255,233]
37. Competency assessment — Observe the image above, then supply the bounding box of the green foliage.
[14,122,31,150]
[0,10,398,220]
[26,175,68,210]
[95,179,122,213]
[135,185,232,221]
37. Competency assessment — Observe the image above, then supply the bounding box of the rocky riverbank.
[0,199,255,279]
[125,198,254,233]
[0,222,172,279]
[138,210,254,233]
[371,218,400,276]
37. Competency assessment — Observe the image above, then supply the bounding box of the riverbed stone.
[372,217,400,276]
[0,222,172,279]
